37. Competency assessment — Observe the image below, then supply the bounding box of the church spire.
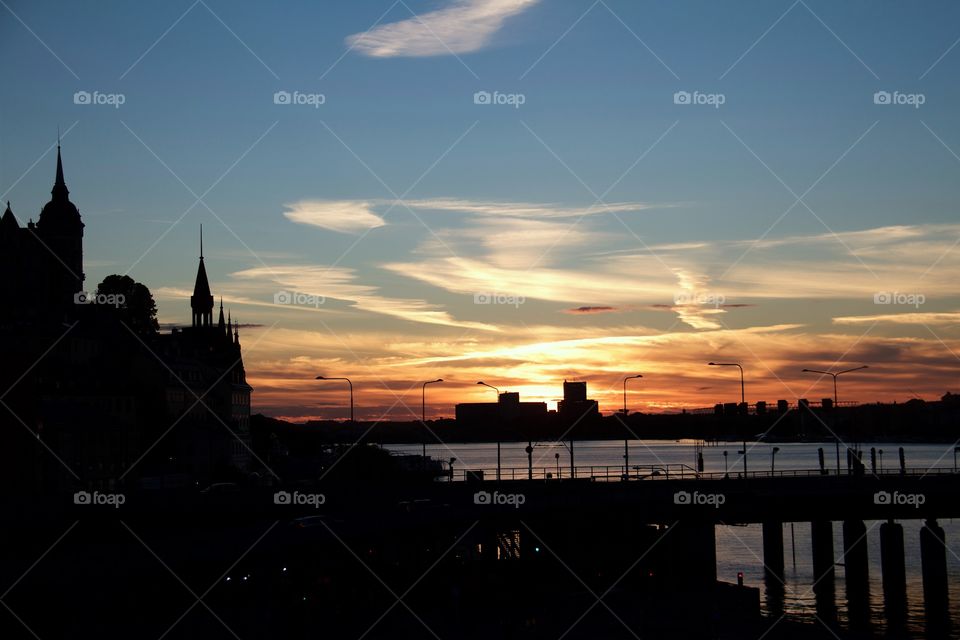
[233,319,240,345]
[190,225,214,327]
[218,297,225,331]
[52,143,69,200]
[1,202,18,232]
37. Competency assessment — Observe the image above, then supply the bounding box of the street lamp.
[771,446,780,473]
[800,365,868,406]
[710,363,746,467]
[708,362,744,404]
[801,366,866,474]
[315,375,353,422]
[623,374,643,415]
[476,381,499,400]
[723,450,729,477]
[422,379,443,423]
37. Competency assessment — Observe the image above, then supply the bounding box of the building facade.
[0,147,254,491]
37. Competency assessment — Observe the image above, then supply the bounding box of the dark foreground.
[3,471,958,639]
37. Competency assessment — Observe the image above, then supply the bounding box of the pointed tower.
[218,297,225,332]
[233,319,240,346]
[1,202,19,234]
[36,144,84,307]
[53,144,68,200]
[190,226,214,327]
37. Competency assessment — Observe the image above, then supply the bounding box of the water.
[384,440,960,637]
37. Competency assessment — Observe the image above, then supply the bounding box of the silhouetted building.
[0,145,84,325]
[456,391,547,426]
[558,380,599,421]
[0,147,253,491]
[149,248,253,478]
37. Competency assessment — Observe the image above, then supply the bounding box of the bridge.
[432,464,960,629]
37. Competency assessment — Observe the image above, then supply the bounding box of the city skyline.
[4,1,960,420]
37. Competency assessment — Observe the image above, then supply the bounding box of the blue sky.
[3,0,960,418]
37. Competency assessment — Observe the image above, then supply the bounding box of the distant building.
[455,391,547,426]
[456,381,601,427]
[558,380,599,422]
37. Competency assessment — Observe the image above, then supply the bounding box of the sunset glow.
[5,1,960,422]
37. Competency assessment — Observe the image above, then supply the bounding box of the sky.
[3,0,960,421]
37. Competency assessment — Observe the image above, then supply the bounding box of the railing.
[446,465,959,483]
[450,463,696,482]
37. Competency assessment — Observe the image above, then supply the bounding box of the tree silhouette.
[96,274,159,334]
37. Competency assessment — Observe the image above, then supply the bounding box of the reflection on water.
[717,519,960,638]
[386,440,960,637]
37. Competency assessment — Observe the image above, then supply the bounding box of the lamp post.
[624,440,629,480]
[476,381,499,400]
[315,375,353,422]
[708,362,744,404]
[478,381,502,480]
[623,374,643,415]
[801,366,866,474]
[878,448,884,473]
[723,450,729,478]
[771,446,780,473]
[422,379,443,423]
[710,363,746,470]
[800,365,868,406]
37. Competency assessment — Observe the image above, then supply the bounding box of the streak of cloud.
[347,0,540,58]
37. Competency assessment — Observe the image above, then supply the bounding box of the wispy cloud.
[401,197,659,218]
[346,0,540,58]
[284,197,659,230]
[564,306,619,314]
[283,200,386,234]
[232,265,498,332]
[834,311,960,326]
